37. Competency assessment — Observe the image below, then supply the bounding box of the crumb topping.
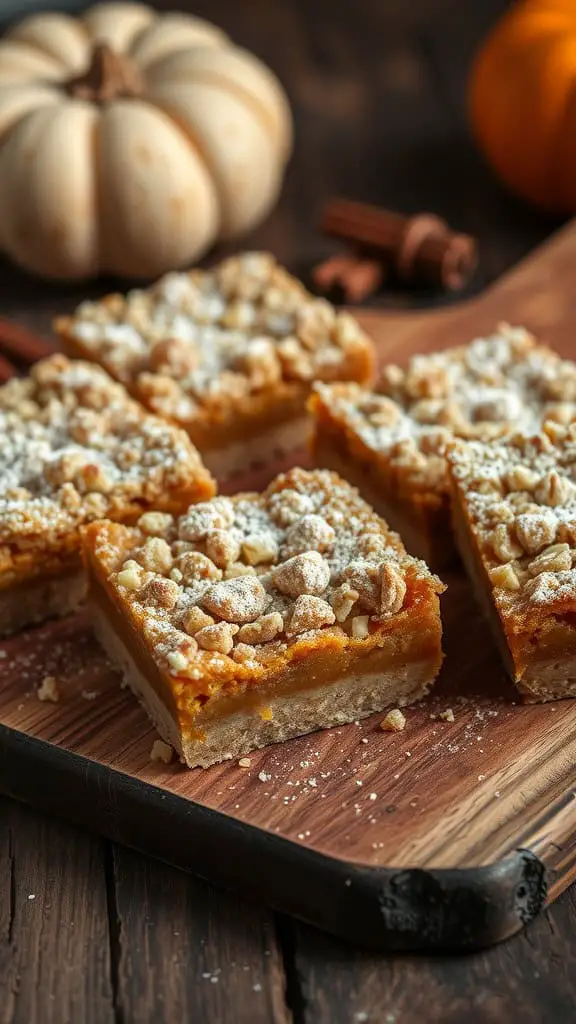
[448,424,576,613]
[59,252,371,425]
[93,469,442,691]
[0,355,212,562]
[313,325,576,494]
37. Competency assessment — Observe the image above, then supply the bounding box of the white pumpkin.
[0,3,292,280]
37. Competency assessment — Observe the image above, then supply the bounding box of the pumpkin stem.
[66,43,144,102]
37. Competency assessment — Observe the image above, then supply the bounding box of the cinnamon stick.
[0,318,55,366]
[0,352,16,383]
[311,254,385,302]
[317,198,478,294]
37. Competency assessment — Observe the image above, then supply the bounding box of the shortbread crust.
[83,468,445,767]
[310,325,576,567]
[55,252,375,477]
[0,354,215,635]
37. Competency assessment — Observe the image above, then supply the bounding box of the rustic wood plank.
[108,845,289,1024]
[290,883,576,1024]
[0,798,114,1024]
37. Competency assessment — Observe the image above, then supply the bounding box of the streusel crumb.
[312,325,576,497]
[0,355,214,574]
[56,252,373,428]
[150,739,174,764]
[448,428,576,614]
[380,709,406,732]
[37,676,60,703]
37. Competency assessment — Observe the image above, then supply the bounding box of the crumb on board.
[439,708,455,723]
[258,771,271,783]
[81,690,100,701]
[150,739,173,764]
[238,757,252,768]
[37,676,60,703]
[380,709,406,732]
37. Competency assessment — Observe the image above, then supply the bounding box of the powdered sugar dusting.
[0,354,212,563]
[60,252,372,425]
[313,325,576,494]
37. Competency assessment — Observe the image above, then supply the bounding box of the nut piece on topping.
[176,550,222,584]
[196,622,239,654]
[489,563,520,591]
[514,512,557,555]
[237,612,284,645]
[351,615,370,638]
[116,559,145,591]
[202,575,268,623]
[242,532,279,566]
[330,583,359,622]
[339,561,380,614]
[527,543,572,577]
[140,576,180,610]
[224,562,257,578]
[137,511,174,537]
[178,497,235,542]
[182,606,215,635]
[272,550,330,597]
[282,514,335,558]
[134,536,173,575]
[286,595,335,636]
[534,470,572,507]
[268,488,315,526]
[490,524,523,564]
[379,563,407,616]
[205,529,242,568]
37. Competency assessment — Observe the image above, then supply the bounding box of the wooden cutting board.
[2,222,576,954]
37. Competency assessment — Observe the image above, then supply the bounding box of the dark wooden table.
[1,1,575,1021]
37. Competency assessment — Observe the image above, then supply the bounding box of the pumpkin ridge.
[166,60,290,156]
[147,95,224,233]
[7,13,91,71]
[0,39,64,81]
[3,35,67,70]
[0,85,61,152]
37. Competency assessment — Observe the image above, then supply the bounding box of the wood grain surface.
[1,0,575,1017]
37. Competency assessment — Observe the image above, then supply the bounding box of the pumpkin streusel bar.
[55,252,375,480]
[447,424,576,701]
[0,354,215,636]
[309,325,576,568]
[83,468,445,767]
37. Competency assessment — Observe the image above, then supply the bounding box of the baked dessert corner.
[0,353,215,637]
[309,324,576,570]
[447,424,576,702]
[83,468,445,767]
[55,252,375,480]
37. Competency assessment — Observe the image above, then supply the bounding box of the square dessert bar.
[83,468,445,767]
[55,253,375,480]
[309,325,576,568]
[448,424,576,701]
[0,354,215,637]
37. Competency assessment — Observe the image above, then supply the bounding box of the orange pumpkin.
[469,0,576,211]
